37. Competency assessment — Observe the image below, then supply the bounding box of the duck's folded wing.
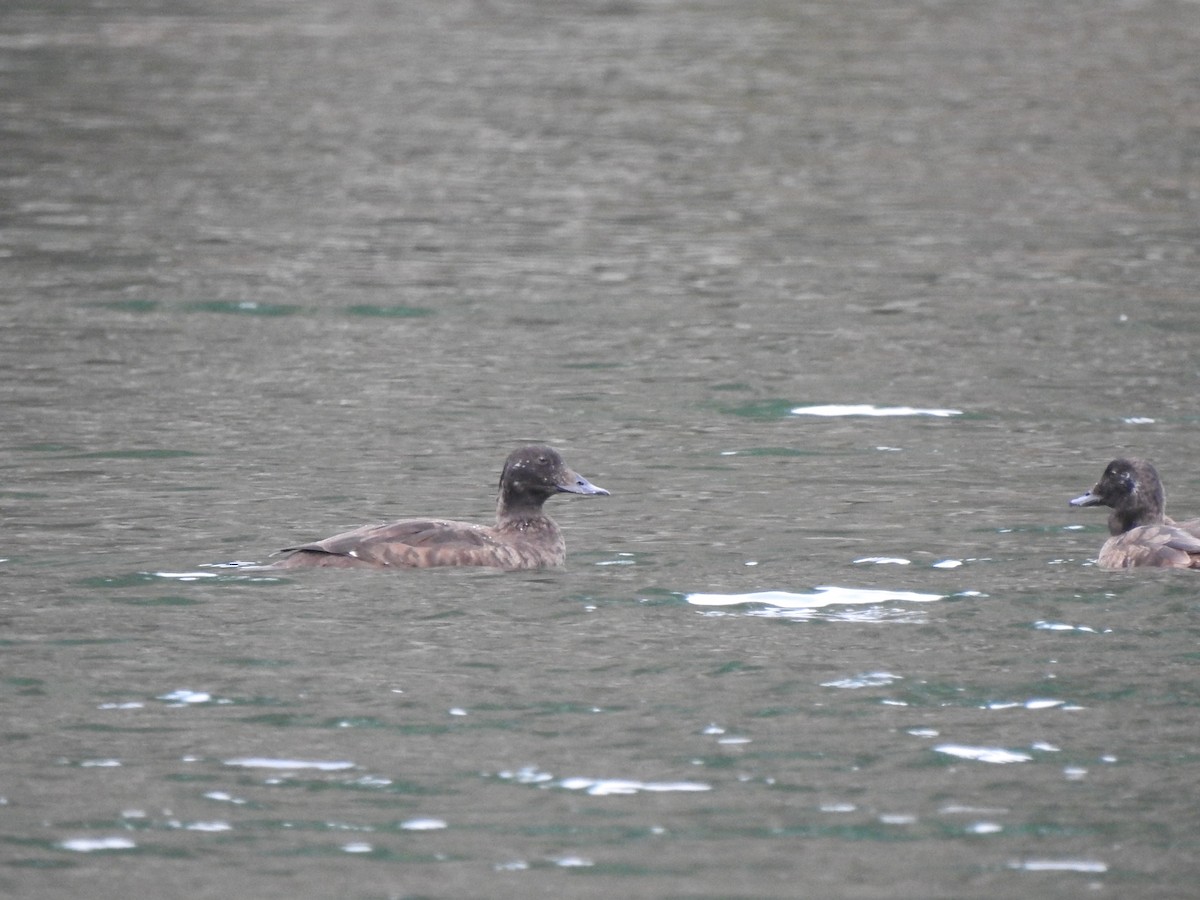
[1165,516,1200,540]
[1158,525,1200,554]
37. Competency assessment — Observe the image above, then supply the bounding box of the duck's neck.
[495,489,553,531]
[1110,498,1165,534]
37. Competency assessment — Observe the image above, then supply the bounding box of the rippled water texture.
[3,1,1200,897]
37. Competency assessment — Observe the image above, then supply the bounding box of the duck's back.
[1098,524,1200,569]
[273,517,566,569]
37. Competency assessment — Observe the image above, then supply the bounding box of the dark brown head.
[1069,457,1166,534]
[497,445,608,517]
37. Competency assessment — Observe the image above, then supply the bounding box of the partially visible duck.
[268,445,608,570]
[1069,457,1200,569]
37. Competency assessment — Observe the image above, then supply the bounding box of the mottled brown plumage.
[268,445,607,570]
[1069,458,1200,570]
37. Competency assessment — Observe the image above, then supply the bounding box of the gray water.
[3,1,1200,897]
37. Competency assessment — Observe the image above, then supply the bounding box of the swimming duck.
[1069,458,1200,569]
[268,445,608,570]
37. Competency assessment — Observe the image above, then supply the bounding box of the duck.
[1069,457,1200,569]
[267,445,608,570]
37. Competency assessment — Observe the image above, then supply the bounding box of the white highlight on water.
[497,766,554,784]
[60,837,136,852]
[790,404,963,417]
[984,698,1068,711]
[558,777,712,796]
[185,821,232,832]
[495,860,530,871]
[1009,859,1108,873]
[224,758,355,771]
[497,765,709,796]
[821,672,902,689]
[687,586,944,611]
[158,689,212,705]
[204,791,247,804]
[934,744,1033,764]
[1035,620,1106,634]
[152,571,219,581]
[968,822,1003,834]
[401,818,447,830]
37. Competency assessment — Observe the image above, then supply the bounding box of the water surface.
[3,1,1200,897]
